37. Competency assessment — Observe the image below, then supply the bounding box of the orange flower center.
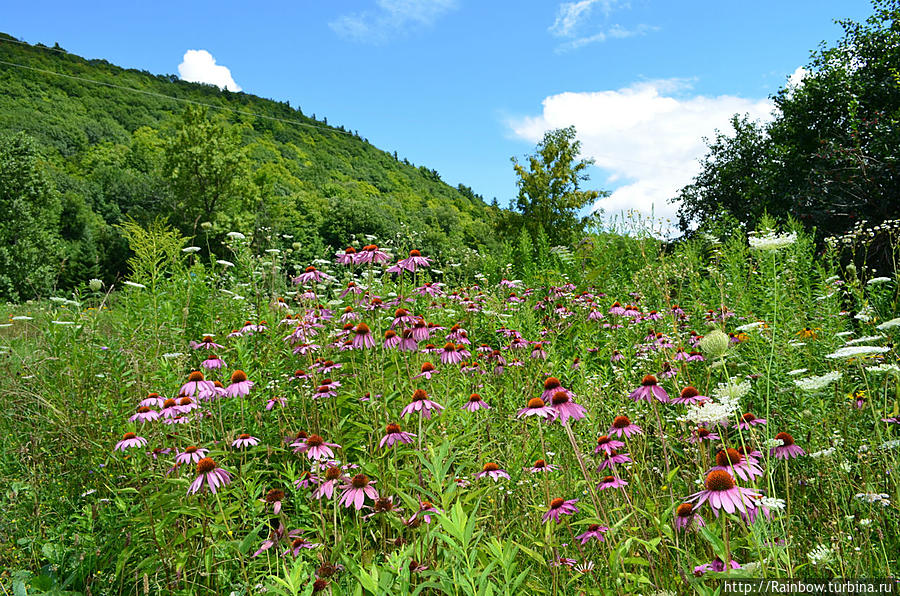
[196,457,216,474]
[231,370,248,383]
[705,470,735,491]
[350,474,369,488]
[188,371,205,382]
[613,416,631,428]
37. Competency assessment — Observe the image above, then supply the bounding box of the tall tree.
[0,132,62,300]
[512,126,605,244]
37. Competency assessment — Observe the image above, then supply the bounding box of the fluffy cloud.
[509,79,775,227]
[330,0,458,43]
[177,50,241,92]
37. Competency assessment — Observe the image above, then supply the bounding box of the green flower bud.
[699,329,729,359]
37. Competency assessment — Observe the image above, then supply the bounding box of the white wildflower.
[749,230,797,251]
[876,317,900,331]
[226,231,246,240]
[880,439,900,450]
[50,321,76,325]
[765,437,785,449]
[11,316,33,321]
[162,352,185,359]
[859,518,873,527]
[825,346,889,359]
[123,281,146,289]
[735,321,764,332]
[809,447,836,459]
[834,331,854,337]
[794,370,842,392]
[807,544,833,566]
[787,368,808,376]
[845,335,885,345]
[855,305,876,322]
[867,277,892,285]
[216,260,235,268]
[182,246,201,253]
[761,497,786,511]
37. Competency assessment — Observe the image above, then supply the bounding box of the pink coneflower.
[201,354,226,370]
[335,246,357,266]
[672,386,707,405]
[475,462,510,481]
[176,446,208,465]
[313,384,337,399]
[188,457,232,495]
[540,377,571,402]
[339,474,379,510]
[526,459,559,473]
[463,393,490,412]
[734,412,767,430]
[708,448,763,482]
[397,249,432,272]
[542,498,579,524]
[575,524,609,544]
[597,475,628,490]
[159,398,181,418]
[770,432,805,459]
[609,415,643,438]
[357,244,390,265]
[439,342,463,365]
[180,371,216,399]
[517,397,555,419]
[266,396,286,410]
[313,466,349,499]
[414,362,439,380]
[629,375,669,403]
[380,423,416,449]
[297,434,341,460]
[252,522,287,557]
[596,449,632,472]
[294,470,319,490]
[675,502,706,531]
[687,470,760,517]
[594,435,625,455]
[608,301,626,315]
[610,350,624,362]
[114,432,147,451]
[225,370,254,397]
[690,426,720,444]
[232,433,259,449]
[549,390,587,424]
[283,531,322,556]
[400,389,444,420]
[365,495,403,519]
[340,306,359,323]
[383,329,401,348]
[352,323,375,349]
[658,362,678,378]
[176,396,199,413]
[294,266,333,285]
[261,489,286,514]
[318,360,342,374]
[398,329,418,351]
[693,558,741,576]
[192,335,224,350]
[409,500,442,524]
[130,406,159,423]
[139,392,164,407]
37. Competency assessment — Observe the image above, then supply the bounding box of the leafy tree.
[676,0,900,260]
[0,132,62,300]
[511,126,605,244]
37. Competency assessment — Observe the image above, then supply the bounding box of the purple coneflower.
[672,386,707,405]
[313,466,349,499]
[339,474,379,510]
[139,392,164,407]
[693,558,741,576]
[265,396,286,410]
[708,448,763,482]
[357,244,390,265]
[770,432,805,459]
[188,457,232,495]
[283,531,322,556]
[313,384,337,399]
[261,489,285,514]
[597,475,628,490]
[526,459,559,473]
[298,434,341,460]
[475,462,510,481]
[517,397,555,419]
[225,370,254,397]
[463,393,490,412]
[380,423,416,449]
[610,350,624,362]
[575,524,609,544]
[549,390,587,424]
[675,502,706,531]
[232,433,259,449]
[440,342,463,365]
[180,371,216,399]
[398,249,432,272]
[176,446,208,465]
[159,398,181,419]
[352,323,375,349]
[596,449,631,472]
[542,498,579,524]
[201,354,226,370]
[400,389,444,420]
[414,362,439,380]
[114,432,147,451]
[383,329,401,349]
[540,377,571,402]
[687,470,760,517]
[594,435,625,455]
[335,246,356,266]
[734,412,767,430]
[609,415,643,438]
[409,500,442,524]
[294,266,332,285]
[192,335,224,350]
[690,426,720,444]
[629,375,669,403]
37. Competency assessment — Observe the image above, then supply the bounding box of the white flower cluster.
[855,305,876,322]
[880,439,900,450]
[807,544,833,565]
[749,230,797,251]
[765,437,785,449]
[735,321,764,332]
[844,335,885,345]
[712,379,751,402]
[793,370,842,392]
[867,277,893,285]
[761,496,786,511]
[866,363,900,377]
[825,346,889,359]
[809,447,836,459]
[123,280,146,289]
[876,317,900,331]
[854,492,890,504]
[787,368,808,376]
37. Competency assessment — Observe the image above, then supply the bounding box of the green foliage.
[511,126,606,245]
[676,0,900,266]
[0,132,62,301]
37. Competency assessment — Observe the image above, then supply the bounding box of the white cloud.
[549,0,653,51]
[177,50,241,92]
[330,0,458,43]
[509,79,775,226]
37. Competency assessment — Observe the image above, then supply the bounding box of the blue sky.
[5,0,874,224]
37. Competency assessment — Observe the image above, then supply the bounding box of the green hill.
[0,33,501,300]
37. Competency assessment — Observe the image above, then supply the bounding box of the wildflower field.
[2,219,899,595]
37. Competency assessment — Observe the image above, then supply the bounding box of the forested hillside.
[0,33,500,300]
